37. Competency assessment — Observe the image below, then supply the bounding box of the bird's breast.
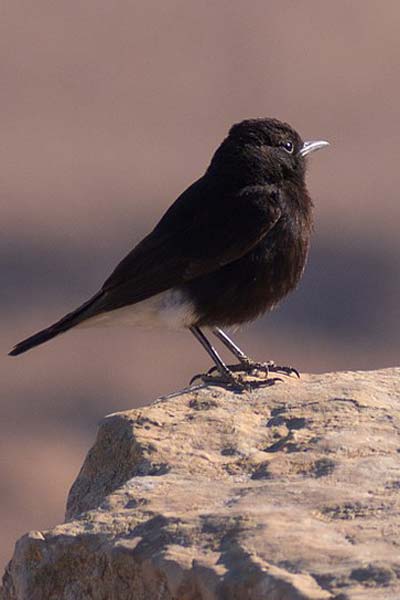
[185,211,312,328]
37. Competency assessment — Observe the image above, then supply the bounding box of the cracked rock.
[2,368,400,600]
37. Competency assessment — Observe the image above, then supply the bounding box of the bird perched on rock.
[9,118,328,389]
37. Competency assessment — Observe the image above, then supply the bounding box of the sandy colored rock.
[2,368,400,599]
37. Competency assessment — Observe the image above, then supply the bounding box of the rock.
[2,368,400,600]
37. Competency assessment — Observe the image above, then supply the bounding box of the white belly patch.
[78,288,198,330]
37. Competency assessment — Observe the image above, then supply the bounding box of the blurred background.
[1,0,399,572]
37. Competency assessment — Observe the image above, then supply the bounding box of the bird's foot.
[260,360,300,379]
[206,359,300,380]
[189,368,280,391]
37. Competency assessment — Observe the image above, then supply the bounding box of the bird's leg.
[189,326,246,389]
[189,326,277,390]
[211,328,300,378]
[189,326,291,390]
[212,328,250,363]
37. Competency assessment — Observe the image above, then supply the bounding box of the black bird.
[9,118,328,388]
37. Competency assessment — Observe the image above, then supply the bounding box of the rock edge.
[2,368,400,600]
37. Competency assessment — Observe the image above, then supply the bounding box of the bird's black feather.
[9,117,319,356]
[92,183,282,313]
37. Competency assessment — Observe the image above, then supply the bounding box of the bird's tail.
[8,292,103,356]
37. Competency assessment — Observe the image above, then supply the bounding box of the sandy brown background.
[1,0,399,573]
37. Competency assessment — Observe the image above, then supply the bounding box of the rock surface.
[2,368,400,600]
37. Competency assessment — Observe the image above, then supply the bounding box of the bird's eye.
[281,140,294,154]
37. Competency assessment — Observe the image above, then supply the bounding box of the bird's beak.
[300,140,330,157]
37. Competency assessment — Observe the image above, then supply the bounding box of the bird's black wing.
[8,180,281,356]
[91,180,282,314]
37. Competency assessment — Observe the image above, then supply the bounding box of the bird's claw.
[205,359,300,380]
[205,362,268,378]
[189,369,282,391]
[190,371,247,390]
[266,361,300,379]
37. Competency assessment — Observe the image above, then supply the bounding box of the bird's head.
[208,118,329,188]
